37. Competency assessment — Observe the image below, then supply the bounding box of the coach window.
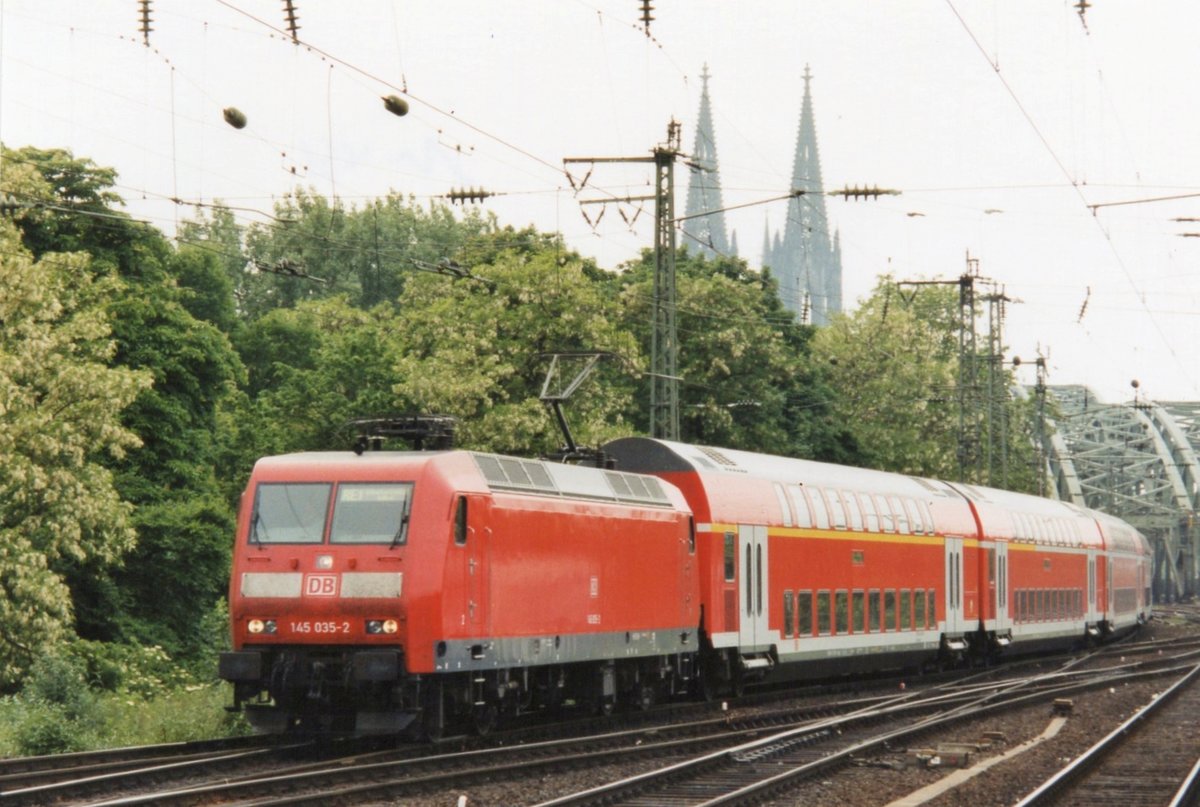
[852,590,865,632]
[835,590,849,634]
[783,590,795,637]
[844,492,864,531]
[889,497,910,534]
[927,590,937,625]
[876,496,895,533]
[884,590,897,632]
[453,496,468,545]
[860,494,880,532]
[789,486,812,528]
[828,492,847,530]
[914,588,926,628]
[724,533,736,581]
[810,490,831,530]
[900,589,912,630]
[868,590,881,632]
[908,499,924,534]
[817,591,831,635]
[797,591,813,637]
[918,500,935,535]
[774,483,793,527]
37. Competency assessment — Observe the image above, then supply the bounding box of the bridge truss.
[1041,386,1200,602]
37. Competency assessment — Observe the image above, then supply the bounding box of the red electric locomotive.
[603,437,1152,693]
[219,446,699,736]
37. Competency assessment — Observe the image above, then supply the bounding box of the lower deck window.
[817,591,831,635]
[797,591,813,637]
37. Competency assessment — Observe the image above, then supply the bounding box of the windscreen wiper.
[390,499,412,549]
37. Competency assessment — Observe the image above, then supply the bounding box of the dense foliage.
[0,143,1037,717]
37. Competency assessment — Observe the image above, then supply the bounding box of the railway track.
[532,658,1195,807]
[1014,661,1200,807]
[6,625,1195,806]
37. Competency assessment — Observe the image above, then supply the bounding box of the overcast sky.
[2,1,1198,404]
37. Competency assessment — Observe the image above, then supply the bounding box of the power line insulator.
[138,0,153,45]
[282,0,301,43]
[383,94,409,117]
[223,107,247,129]
[446,187,494,205]
[640,0,654,33]
[831,184,901,201]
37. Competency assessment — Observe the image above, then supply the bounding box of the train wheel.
[471,703,497,736]
[635,683,656,711]
[422,685,446,742]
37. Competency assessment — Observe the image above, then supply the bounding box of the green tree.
[4,147,243,664]
[812,277,962,477]
[611,248,858,461]
[391,248,641,454]
[237,190,492,316]
[0,218,150,688]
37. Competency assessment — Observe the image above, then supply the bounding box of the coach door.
[1086,550,1099,625]
[993,542,1011,633]
[944,536,967,635]
[738,524,770,650]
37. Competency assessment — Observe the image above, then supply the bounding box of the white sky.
[2,1,1199,404]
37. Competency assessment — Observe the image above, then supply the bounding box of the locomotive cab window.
[453,496,468,545]
[250,483,331,544]
[724,533,736,581]
[330,483,414,545]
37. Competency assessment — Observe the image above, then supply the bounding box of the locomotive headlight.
[383,619,399,634]
[248,619,265,634]
[366,619,399,635]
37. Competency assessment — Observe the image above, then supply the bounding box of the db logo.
[304,574,338,597]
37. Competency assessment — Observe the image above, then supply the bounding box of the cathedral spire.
[769,64,842,324]
[682,64,730,259]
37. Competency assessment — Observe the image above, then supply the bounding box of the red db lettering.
[305,574,338,596]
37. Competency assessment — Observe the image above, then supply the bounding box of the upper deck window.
[330,483,414,545]
[251,483,332,544]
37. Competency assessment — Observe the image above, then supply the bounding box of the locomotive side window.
[688,517,696,554]
[251,483,331,544]
[330,483,414,545]
[724,533,736,581]
[453,496,468,545]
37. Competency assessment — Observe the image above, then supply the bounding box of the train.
[218,434,1152,737]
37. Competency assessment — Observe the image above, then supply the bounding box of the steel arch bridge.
[1041,385,1200,602]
